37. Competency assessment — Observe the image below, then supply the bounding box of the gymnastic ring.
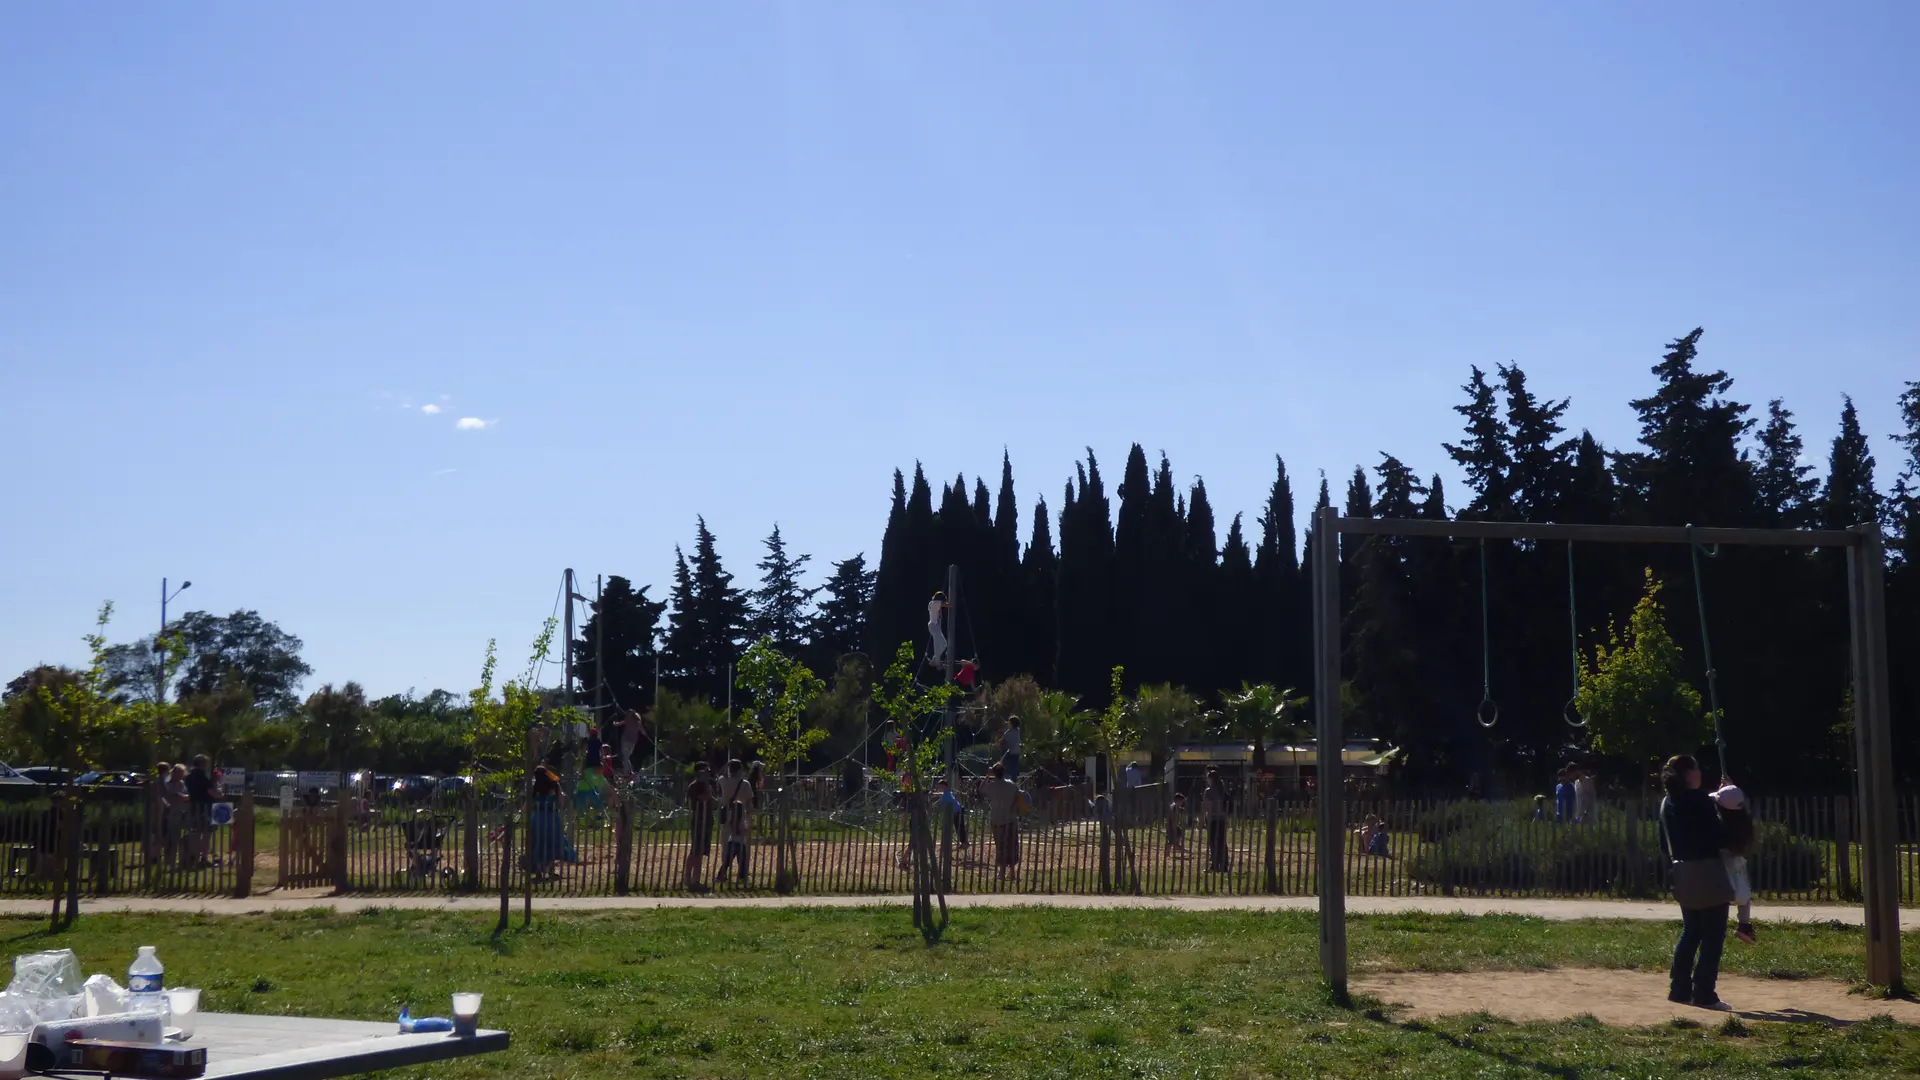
[1476,698,1500,728]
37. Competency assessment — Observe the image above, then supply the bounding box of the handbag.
[1669,857,1734,909]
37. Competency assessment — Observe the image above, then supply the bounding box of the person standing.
[185,756,216,869]
[997,718,1022,782]
[982,763,1020,880]
[1660,754,1732,1008]
[683,763,716,892]
[1202,767,1229,873]
[1573,766,1598,825]
[1554,765,1576,823]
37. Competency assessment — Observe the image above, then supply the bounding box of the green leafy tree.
[102,609,311,715]
[1577,571,1709,788]
[572,576,666,712]
[870,643,961,941]
[1132,683,1206,771]
[467,619,564,791]
[734,638,827,782]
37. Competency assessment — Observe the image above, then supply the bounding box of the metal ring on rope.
[1477,698,1500,728]
[1562,697,1587,728]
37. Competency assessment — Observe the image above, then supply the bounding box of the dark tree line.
[581,329,1919,792]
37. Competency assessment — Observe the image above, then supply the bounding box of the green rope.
[1687,526,1728,776]
[1477,539,1498,727]
[1565,541,1587,727]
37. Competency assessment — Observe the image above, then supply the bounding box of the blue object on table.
[398,1006,454,1034]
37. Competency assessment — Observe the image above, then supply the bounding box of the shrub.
[1409,837,1539,891]
[1746,821,1825,892]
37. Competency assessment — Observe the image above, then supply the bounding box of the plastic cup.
[164,989,200,1039]
[0,1033,28,1080]
[450,993,481,1038]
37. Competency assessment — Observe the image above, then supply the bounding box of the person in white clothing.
[1573,766,1597,824]
[927,592,949,664]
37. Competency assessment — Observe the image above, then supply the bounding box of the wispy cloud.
[455,417,495,431]
[432,467,459,477]
[421,404,442,415]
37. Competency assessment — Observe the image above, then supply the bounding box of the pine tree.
[1500,363,1573,522]
[663,518,752,701]
[1444,366,1515,519]
[750,524,817,653]
[1619,328,1755,526]
[573,575,668,711]
[1345,467,1373,518]
[1890,382,1920,565]
[1755,400,1819,528]
[1218,513,1258,687]
[1255,456,1299,577]
[809,554,875,661]
[1372,454,1426,521]
[1565,432,1615,525]
[1821,396,1882,530]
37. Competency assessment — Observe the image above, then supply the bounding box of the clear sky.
[3,3,1915,701]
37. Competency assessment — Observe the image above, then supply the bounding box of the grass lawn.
[5,907,1916,1079]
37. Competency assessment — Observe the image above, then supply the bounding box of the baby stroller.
[402,810,451,885]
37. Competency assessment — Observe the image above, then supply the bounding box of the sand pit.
[1355,968,1920,1028]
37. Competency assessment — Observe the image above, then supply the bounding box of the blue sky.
[3,3,1915,700]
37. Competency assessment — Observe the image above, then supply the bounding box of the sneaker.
[1736,923,1757,945]
[1691,994,1725,1010]
[1667,989,1692,1005]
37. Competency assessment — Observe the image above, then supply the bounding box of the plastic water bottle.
[128,947,168,1022]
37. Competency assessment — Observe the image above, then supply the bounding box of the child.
[1354,814,1390,857]
[1166,792,1189,854]
[1711,781,1757,944]
[1532,794,1548,821]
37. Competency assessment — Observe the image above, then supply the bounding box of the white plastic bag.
[7,952,80,1000]
[81,976,127,1019]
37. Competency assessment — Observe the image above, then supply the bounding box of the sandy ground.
[1354,968,1920,1027]
[0,891,1903,924]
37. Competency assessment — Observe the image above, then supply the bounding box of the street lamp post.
[156,578,191,704]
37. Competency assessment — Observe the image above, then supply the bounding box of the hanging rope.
[1564,541,1588,727]
[1687,526,1729,777]
[1476,539,1499,728]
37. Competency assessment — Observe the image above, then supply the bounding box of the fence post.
[462,794,480,893]
[1264,799,1278,894]
[614,794,632,896]
[233,791,255,898]
[63,794,83,929]
[1835,795,1854,901]
[1098,802,1112,895]
[331,785,350,893]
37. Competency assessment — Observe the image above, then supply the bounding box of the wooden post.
[1098,799,1111,895]
[462,794,480,893]
[1313,506,1348,998]
[1847,530,1903,992]
[233,791,255,898]
[332,782,350,893]
[1265,798,1278,894]
[1834,795,1854,901]
[614,794,633,896]
[495,814,514,936]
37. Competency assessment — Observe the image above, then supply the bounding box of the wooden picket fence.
[0,784,249,900]
[266,781,1920,906]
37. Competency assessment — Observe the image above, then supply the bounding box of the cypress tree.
[1755,400,1819,528]
[1254,456,1302,689]
[869,470,912,666]
[1184,477,1221,694]
[1821,396,1882,530]
[1025,495,1059,682]
[749,524,816,653]
[1444,366,1515,519]
[1218,513,1259,690]
[1056,452,1117,699]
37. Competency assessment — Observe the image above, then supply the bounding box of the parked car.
[16,767,71,786]
[74,771,143,788]
[435,775,472,801]
[390,775,436,803]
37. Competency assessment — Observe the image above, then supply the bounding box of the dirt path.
[1355,968,1920,1027]
[0,891,1902,925]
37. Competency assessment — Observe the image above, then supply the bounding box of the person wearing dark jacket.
[1659,754,1730,1008]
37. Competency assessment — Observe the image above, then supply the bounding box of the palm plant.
[1220,683,1308,792]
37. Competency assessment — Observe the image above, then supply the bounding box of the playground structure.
[1309,509,1903,995]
